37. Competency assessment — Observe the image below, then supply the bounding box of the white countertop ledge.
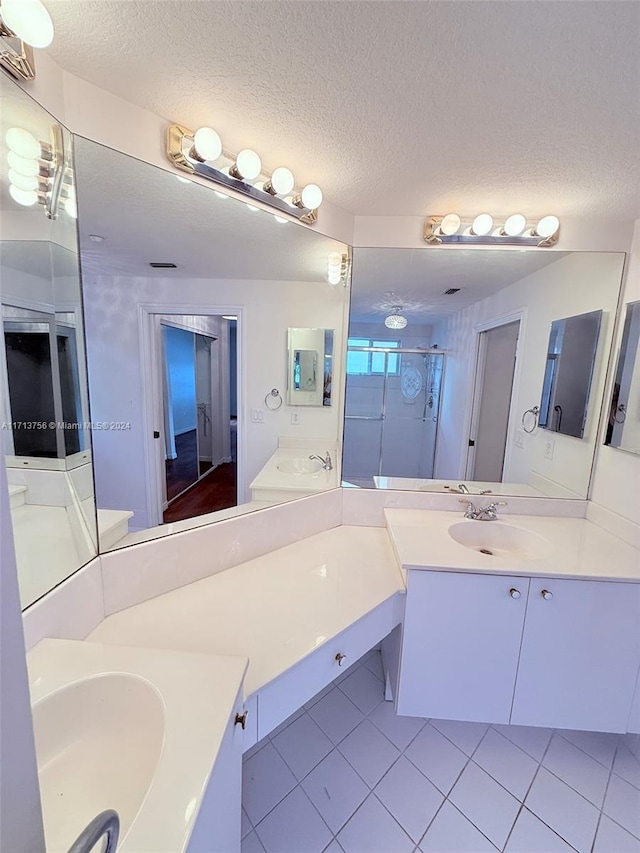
[385,509,640,582]
[88,526,405,696]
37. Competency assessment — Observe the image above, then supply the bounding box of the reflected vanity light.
[425,212,561,247]
[327,252,349,286]
[0,0,54,79]
[4,124,69,219]
[165,123,323,224]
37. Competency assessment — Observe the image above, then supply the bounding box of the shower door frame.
[344,346,444,480]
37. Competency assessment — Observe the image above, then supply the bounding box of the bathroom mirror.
[0,75,98,608]
[73,137,348,551]
[287,327,334,406]
[605,300,640,455]
[343,248,625,499]
[538,310,602,438]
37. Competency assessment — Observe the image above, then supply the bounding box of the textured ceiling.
[46,0,640,219]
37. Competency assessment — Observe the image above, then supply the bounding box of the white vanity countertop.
[249,445,340,493]
[385,509,640,582]
[88,526,405,696]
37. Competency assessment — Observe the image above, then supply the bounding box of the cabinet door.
[397,571,529,723]
[511,578,640,733]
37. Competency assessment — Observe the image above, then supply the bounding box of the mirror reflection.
[0,76,97,607]
[73,138,348,551]
[606,300,640,455]
[344,249,624,498]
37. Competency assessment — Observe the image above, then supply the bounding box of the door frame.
[464,309,526,481]
[139,303,243,528]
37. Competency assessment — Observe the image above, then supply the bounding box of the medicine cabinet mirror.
[605,300,640,456]
[287,327,334,406]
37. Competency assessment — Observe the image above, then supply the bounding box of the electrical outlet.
[291,411,300,425]
[544,437,555,460]
[251,408,264,423]
[515,430,525,449]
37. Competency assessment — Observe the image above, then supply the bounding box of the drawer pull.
[541,589,553,601]
[509,588,521,599]
[335,653,347,666]
[235,710,248,729]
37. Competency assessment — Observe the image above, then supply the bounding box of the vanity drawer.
[256,594,403,739]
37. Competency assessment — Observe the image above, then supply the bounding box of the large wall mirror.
[73,138,349,551]
[0,74,97,607]
[343,248,625,498]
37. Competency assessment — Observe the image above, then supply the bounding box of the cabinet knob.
[509,588,521,599]
[335,652,347,666]
[235,710,248,729]
[541,589,553,600]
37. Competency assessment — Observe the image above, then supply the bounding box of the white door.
[397,570,529,723]
[511,578,640,733]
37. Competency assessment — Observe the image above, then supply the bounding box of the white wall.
[83,274,348,527]
[590,219,640,523]
[435,253,625,497]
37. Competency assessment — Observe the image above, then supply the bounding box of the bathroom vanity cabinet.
[397,569,640,733]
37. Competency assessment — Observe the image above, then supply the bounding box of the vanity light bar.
[0,0,55,80]
[424,213,560,247]
[166,124,323,224]
[4,123,70,219]
[327,252,350,286]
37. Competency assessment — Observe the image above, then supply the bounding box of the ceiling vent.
[149,262,177,269]
[443,287,460,295]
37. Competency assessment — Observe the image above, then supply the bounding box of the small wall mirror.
[605,300,640,455]
[287,328,334,406]
[539,310,603,438]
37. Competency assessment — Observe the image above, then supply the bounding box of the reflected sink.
[32,673,164,852]
[277,458,323,475]
[448,521,552,560]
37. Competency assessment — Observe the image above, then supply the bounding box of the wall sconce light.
[166,123,324,224]
[0,0,54,80]
[425,212,560,247]
[327,252,349,286]
[4,123,71,219]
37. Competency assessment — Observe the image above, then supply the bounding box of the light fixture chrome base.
[424,216,559,248]
[0,21,36,80]
[166,124,318,224]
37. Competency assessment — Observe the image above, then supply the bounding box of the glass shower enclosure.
[342,344,444,486]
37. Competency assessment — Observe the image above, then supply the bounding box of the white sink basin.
[33,674,164,852]
[448,521,552,560]
[277,458,323,475]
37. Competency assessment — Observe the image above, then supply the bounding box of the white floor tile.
[242,742,297,825]
[473,728,538,801]
[323,842,344,853]
[504,808,575,853]
[308,687,364,745]
[614,743,640,791]
[304,682,335,711]
[255,786,332,853]
[525,767,600,852]
[449,761,520,849]
[268,705,305,738]
[405,723,468,795]
[242,830,266,853]
[271,712,333,781]
[369,701,426,750]
[242,807,252,839]
[603,774,640,839]
[337,793,414,853]
[361,649,385,682]
[301,750,369,833]
[419,801,497,852]
[493,724,553,762]
[594,815,640,853]
[337,665,385,715]
[430,719,489,756]
[374,756,444,843]
[543,733,610,807]
[559,729,619,768]
[338,719,400,787]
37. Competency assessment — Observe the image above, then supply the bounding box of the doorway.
[467,320,520,482]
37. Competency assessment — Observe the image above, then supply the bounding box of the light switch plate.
[251,408,264,423]
[515,430,525,449]
[544,436,555,460]
[291,411,300,425]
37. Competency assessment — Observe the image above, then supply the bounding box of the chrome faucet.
[67,810,119,853]
[458,483,470,494]
[309,451,333,471]
[459,499,507,521]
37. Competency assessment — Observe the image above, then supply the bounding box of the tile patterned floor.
[241,650,640,853]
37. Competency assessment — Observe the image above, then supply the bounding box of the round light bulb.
[439,213,461,236]
[270,167,295,195]
[6,127,41,159]
[235,149,262,181]
[9,184,38,206]
[1,0,54,48]
[535,215,560,239]
[328,274,341,285]
[301,183,323,209]
[328,252,343,267]
[471,213,494,236]
[7,150,39,177]
[8,169,38,191]
[503,213,526,236]
[193,127,222,162]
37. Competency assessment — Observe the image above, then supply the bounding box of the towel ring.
[614,403,627,424]
[522,405,540,434]
[265,388,283,411]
